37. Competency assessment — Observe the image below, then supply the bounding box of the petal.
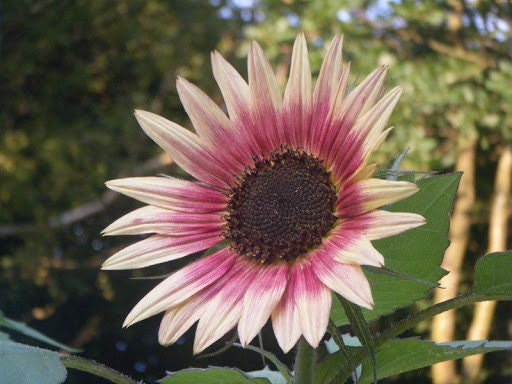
[325,233,384,267]
[105,177,226,213]
[123,248,236,327]
[101,233,221,270]
[323,66,389,168]
[271,281,301,353]
[311,249,373,309]
[292,260,331,348]
[158,297,206,346]
[357,178,419,213]
[238,262,288,346]
[134,110,234,188]
[211,51,251,124]
[364,210,426,240]
[193,259,256,353]
[102,206,222,236]
[283,33,312,148]
[248,40,283,152]
[352,87,402,159]
[176,77,246,169]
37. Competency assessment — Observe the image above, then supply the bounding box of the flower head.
[102,34,425,354]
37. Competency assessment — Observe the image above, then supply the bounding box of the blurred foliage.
[0,0,511,383]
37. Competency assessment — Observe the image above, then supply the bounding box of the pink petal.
[238,262,288,346]
[292,260,331,348]
[105,177,226,213]
[311,249,373,309]
[283,33,312,148]
[123,248,236,327]
[102,206,222,237]
[193,259,257,353]
[102,233,221,270]
[134,110,234,188]
[248,41,283,152]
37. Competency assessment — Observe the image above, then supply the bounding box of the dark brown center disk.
[224,149,337,263]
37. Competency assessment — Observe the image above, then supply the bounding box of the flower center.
[224,148,337,264]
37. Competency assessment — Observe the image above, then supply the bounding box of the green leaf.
[331,173,461,325]
[357,338,512,384]
[472,251,512,297]
[159,367,269,384]
[0,341,67,384]
[0,311,80,352]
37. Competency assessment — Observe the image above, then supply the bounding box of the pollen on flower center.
[224,148,337,263]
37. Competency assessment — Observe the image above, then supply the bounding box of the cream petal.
[123,248,236,327]
[102,206,222,236]
[105,177,226,213]
[283,33,312,148]
[311,249,373,309]
[238,262,288,346]
[134,110,233,188]
[101,233,220,270]
[248,40,283,152]
[271,282,301,353]
[292,260,331,348]
[364,210,426,240]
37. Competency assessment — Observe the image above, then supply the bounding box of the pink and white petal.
[356,178,419,213]
[292,260,331,348]
[364,210,426,240]
[325,234,384,267]
[193,259,256,353]
[123,248,236,327]
[248,41,283,152]
[158,298,205,346]
[102,233,221,270]
[312,35,344,112]
[177,78,247,169]
[134,110,234,188]
[322,66,388,163]
[105,177,226,213]
[238,262,289,347]
[311,249,373,309]
[283,33,312,148]
[211,51,251,123]
[102,206,223,236]
[271,282,301,353]
[352,87,402,159]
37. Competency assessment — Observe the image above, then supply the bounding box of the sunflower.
[102,34,425,354]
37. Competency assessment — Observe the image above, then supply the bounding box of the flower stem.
[60,354,141,384]
[294,337,315,384]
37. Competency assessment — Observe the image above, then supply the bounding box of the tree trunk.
[463,146,512,383]
[431,136,477,384]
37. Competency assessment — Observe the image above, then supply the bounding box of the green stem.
[294,337,315,384]
[60,355,141,384]
[330,292,504,383]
